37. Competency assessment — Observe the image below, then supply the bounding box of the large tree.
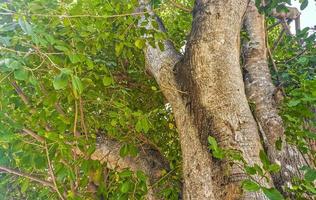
[0,0,315,199]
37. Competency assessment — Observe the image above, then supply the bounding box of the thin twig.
[10,80,30,105]
[167,0,192,12]
[73,100,80,190]
[0,46,63,55]
[0,71,13,83]
[267,20,281,31]
[277,49,307,64]
[73,100,79,137]
[79,96,88,139]
[0,8,161,19]
[22,128,45,143]
[272,29,285,52]
[0,165,54,189]
[44,141,65,200]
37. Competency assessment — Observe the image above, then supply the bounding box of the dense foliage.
[0,0,315,199]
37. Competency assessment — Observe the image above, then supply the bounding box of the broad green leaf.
[69,54,81,64]
[259,150,270,169]
[268,164,281,173]
[120,181,131,193]
[208,136,219,152]
[245,166,257,175]
[71,75,83,97]
[14,68,29,81]
[120,144,129,158]
[54,45,69,52]
[115,43,124,56]
[300,0,308,10]
[128,144,139,157]
[8,60,22,70]
[53,72,69,90]
[18,18,32,35]
[262,187,284,200]
[242,180,260,192]
[287,99,301,107]
[304,167,316,182]
[102,76,113,86]
[134,39,145,49]
[135,117,150,133]
[136,171,147,181]
[119,170,132,178]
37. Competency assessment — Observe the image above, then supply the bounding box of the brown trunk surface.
[243,1,312,196]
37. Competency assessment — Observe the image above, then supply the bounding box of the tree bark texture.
[140,0,275,199]
[90,137,168,200]
[243,1,312,196]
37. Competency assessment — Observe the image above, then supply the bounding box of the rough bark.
[243,1,312,196]
[140,0,274,199]
[175,0,272,199]
[139,1,216,199]
[91,137,168,184]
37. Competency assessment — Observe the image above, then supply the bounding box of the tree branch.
[0,165,54,189]
[243,2,313,196]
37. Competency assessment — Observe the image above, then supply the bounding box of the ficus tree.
[0,0,315,200]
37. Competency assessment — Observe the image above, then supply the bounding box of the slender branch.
[0,165,54,189]
[0,46,63,55]
[267,20,281,31]
[167,0,192,12]
[272,29,285,52]
[280,20,292,36]
[22,128,45,143]
[10,80,30,105]
[276,49,307,64]
[79,96,88,139]
[0,8,162,19]
[44,141,65,200]
[0,71,13,83]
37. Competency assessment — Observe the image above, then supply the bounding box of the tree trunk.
[243,1,313,196]
[141,0,273,199]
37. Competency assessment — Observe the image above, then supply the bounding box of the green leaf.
[259,150,270,169]
[208,136,219,152]
[208,136,224,159]
[304,168,316,182]
[300,0,308,10]
[53,72,69,90]
[135,117,150,133]
[8,60,22,70]
[242,180,260,192]
[68,54,81,64]
[119,144,129,158]
[102,76,113,86]
[14,68,29,81]
[21,180,29,193]
[120,181,131,193]
[262,187,284,200]
[245,166,257,175]
[136,171,147,181]
[18,18,32,35]
[119,170,132,178]
[54,45,69,52]
[268,164,281,173]
[115,43,124,56]
[134,39,145,49]
[71,75,83,97]
[287,99,301,107]
[128,144,139,157]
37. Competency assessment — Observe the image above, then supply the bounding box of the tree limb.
[243,2,313,196]
[0,165,54,189]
